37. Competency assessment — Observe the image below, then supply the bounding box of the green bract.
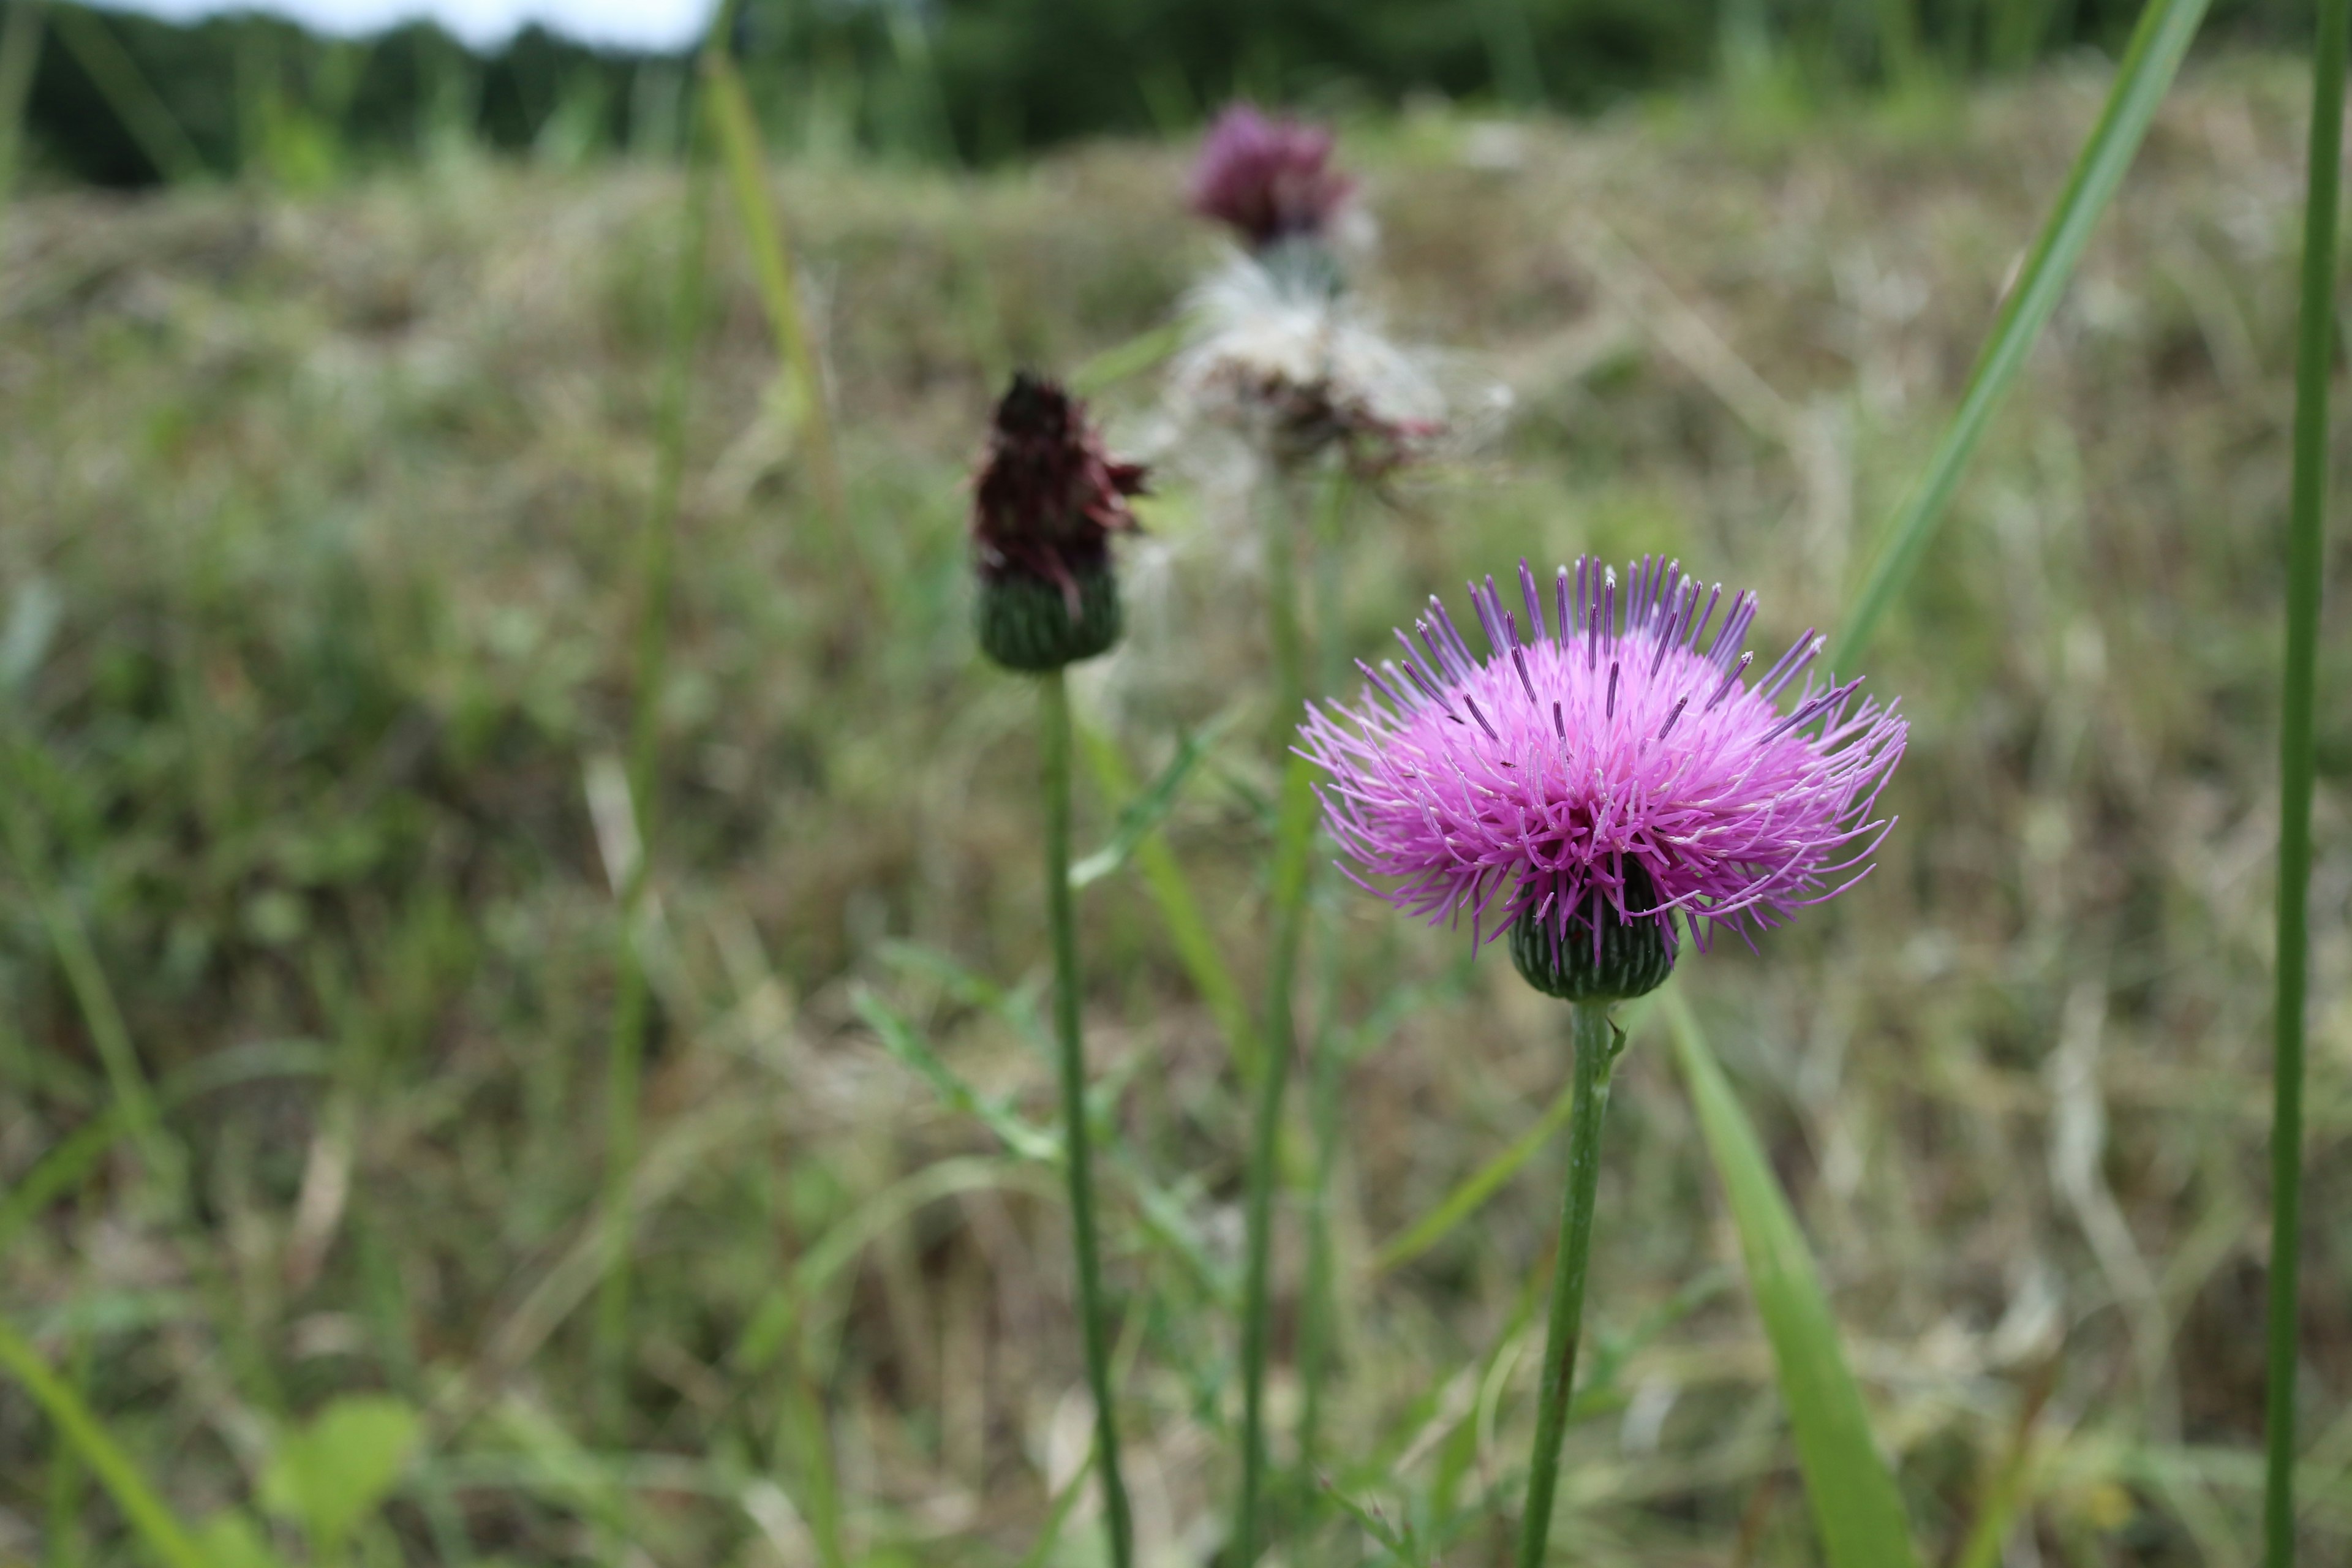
[978,565,1123,673]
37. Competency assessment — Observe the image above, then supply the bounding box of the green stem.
[2267,0,2345,1558]
[1039,669,1134,1568]
[1235,466,1319,1563]
[1517,1001,1618,1568]
[0,1316,209,1568]
[594,70,714,1442]
[1298,461,1353,1476]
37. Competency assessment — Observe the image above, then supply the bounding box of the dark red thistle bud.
[971,372,1147,672]
[1188,104,1354,251]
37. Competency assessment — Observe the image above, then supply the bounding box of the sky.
[100,0,716,50]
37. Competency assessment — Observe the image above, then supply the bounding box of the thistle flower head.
[1298,557,1907,993]
[971,372,1147,671]
[1188,104,1355,251]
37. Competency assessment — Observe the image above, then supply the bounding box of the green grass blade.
[703,52,858,588]
[1069,317,1192,398]
[2266,0,2346,1558]
[1077,719,1260,1078]
[1662,989,1923,1568]
[1372,994,1650,1274]
[0,1042,327,1264]
[594,39,717,1443]
[0,0,43,217]
[0,775,186,1210]
[46,7,206,184]
[1831,0,2211,668]
[1375,1077,1577,1275]
[1017,1449,1096,1568]
[1072,711,1237,890]
[0,1316,209,1568]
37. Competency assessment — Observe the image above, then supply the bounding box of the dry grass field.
[2,54,2350,1564]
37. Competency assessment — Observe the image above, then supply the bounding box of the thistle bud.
[1507,866,1678,1005]
[971,372,1147,673]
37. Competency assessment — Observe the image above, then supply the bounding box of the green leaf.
[1662,989,1923,1568]
[258,1396,422,1557]
[194,1512,290,1568]
[1071,712,1237,890]
[1832,0,2212,666]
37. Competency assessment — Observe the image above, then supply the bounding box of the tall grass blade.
[1661,989,1923,1568]
[1069,317,1192,398]
[47,7,206,183]
[0,1316,209,1568]
[1071,711,1237,889]
[594,50,715,1442]
[1079,721,1260,1078]
[2265,0,2346,1557]
[1374,995,1655,1274]
[0,0,43,218]
[704,54,858,586]
[0,782,184,1208]
[1376,1077,1578,1275]
[1831,0,2211,667]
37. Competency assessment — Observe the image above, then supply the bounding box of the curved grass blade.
[0,1315,209,1568]
[1078,720,1259,1078]
[1832,0,2212,667]
[704,51,856,584]
[1072,710,1238,889]
[1374,1077,1577,1275]
[1372,994,1652,1275]
[1662,989,1923,1568]
[2266,0,2347,1558]
[1069,316,1193,398]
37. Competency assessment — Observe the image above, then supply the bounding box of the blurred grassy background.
[3,17,2352,1568]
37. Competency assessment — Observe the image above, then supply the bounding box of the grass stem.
[1039,668,1135,1568]
[593,76,714,1442]
[1516,1000,1616,1568]
[2266,0,2346,1556]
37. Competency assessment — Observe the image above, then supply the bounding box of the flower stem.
[2268,0,2345,1557]
[1517,1000,1618,1568]
[1298,460,1354,1476]
[1236,465,1319,1563]
[1039,669,1134,1568]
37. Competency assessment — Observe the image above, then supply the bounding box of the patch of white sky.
[96,0,715,51]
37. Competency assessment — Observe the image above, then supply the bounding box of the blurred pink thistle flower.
[1188,104,1355,250]
[1298,557,1907,982]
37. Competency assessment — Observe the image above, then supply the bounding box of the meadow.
[1,48,2350,1567]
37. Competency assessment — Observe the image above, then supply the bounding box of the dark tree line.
[2,0,2319,187]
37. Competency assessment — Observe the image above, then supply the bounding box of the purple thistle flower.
[1298,556,1907,981]
[1188,104,1355,251]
